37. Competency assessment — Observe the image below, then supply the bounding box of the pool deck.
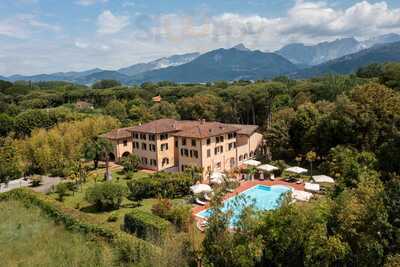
[192,179,305,216]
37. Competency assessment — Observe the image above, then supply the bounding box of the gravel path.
[0,176,63,194]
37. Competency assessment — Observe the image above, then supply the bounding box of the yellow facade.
[105,120,263,175]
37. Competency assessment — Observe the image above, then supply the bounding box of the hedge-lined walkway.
[192,179,305,216]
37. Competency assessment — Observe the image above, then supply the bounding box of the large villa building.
[102,119,263,177]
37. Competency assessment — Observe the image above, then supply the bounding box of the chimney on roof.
[201,119,206,124]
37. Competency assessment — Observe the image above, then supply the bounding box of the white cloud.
[0,14,60,39]
[123,1,136,8]
[98,44,110,51]
[76,0,107,6]
[149,1,400,50]
[74,41,89,48]
[97,10,129,34]
[3,1,400,76]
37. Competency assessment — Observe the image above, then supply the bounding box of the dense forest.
[1,62,400,266]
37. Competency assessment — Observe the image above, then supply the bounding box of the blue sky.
[1,0,400,75]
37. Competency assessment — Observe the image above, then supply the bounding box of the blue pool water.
[197,185,291,226]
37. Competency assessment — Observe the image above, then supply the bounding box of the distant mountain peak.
[129,46,298,84]
[293,40,400,79]
[232,43,250,51]
[117,52,200,76]
[363,33,400,47]
[276,34,400,66]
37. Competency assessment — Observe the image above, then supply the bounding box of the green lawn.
[0,200,117,267]
[48,168,187,233]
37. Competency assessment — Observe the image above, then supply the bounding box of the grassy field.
[0,200,117,267]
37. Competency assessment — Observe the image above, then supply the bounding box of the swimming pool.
[196,185,291,226]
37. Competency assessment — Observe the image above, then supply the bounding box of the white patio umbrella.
[312,175,335,184]
[190,184,212,194]
[257,164,279,172]
[285,166,308,174]
[257,164,279,180]
[210,171,225,184]
[243,159,261,167]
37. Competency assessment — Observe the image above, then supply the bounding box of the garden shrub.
[64,181,78,192]
[127,172,192,200]
[151,198,192,232]
[85,182,127,211]
[167,205,192,232]
[124,209,172,242]
[151,198,172,218]
[125,171,134,180]
[121,154,140,173]
[107,213,118,222]
[55,182,69,201]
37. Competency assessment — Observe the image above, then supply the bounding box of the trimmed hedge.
[0,188,159,264]
[124,209,172,242]
[127,172,193,200]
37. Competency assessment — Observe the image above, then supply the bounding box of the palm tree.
[306,151,317,178]
[99,139,114,181]
[83,137,114,181]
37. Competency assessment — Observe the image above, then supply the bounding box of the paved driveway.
[0,176,63,194]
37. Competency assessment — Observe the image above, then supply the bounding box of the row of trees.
[0,116,119,181]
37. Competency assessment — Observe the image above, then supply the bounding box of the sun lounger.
[200,220,208,227]
[195,198,206,206]
[196,220,208,232]
[292,190,313,201]
[305,182,320,192]
[285,177,297,183]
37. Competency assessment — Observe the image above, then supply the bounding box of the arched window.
[108,153,116,161]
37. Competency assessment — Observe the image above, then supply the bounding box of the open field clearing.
[0,200,116,267]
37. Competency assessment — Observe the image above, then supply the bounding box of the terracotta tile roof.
[225,124,258,135]
[128,118,180,134]
[152,95,162,102]
[75,101,93,109]
[173,121,240,139]
[104,119,259,139]
[100,127,133,140]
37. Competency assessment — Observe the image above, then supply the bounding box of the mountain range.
[2,33,400,84]
[292,41,400,78]
[4,53,201,84]
[129,47,298,83]
[117,52,200,76]
[275,33,400,66]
